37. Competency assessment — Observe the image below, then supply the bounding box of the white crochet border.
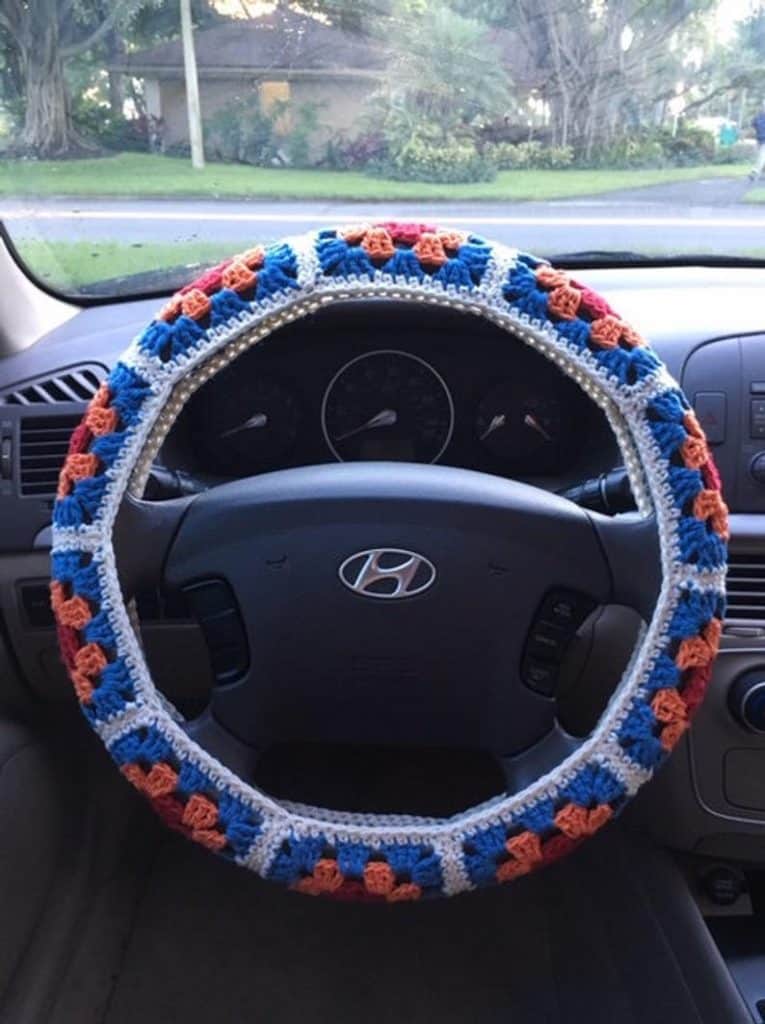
[51,233,726,895]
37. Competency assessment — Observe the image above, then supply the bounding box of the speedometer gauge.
[321,350,454,463]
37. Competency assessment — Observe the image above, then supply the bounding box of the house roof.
[117,11,385,79]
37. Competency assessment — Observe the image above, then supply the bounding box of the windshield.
[0,0,761,298]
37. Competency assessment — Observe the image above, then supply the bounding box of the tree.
[372,2,512,140]
[450,0,716,155]
[0,0,148,155]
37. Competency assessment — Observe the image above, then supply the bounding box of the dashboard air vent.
[1,364,106,406]
[726,553,765,621]
[19,414,81,497]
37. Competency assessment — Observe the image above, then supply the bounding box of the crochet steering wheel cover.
[50,224,727,901]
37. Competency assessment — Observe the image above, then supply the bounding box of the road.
[2,177,763,258]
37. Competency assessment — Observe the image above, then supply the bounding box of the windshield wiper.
[550,251,765,269]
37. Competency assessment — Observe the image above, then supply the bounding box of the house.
[114,12,385,155]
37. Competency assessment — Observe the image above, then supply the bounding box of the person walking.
[749,101,765,180]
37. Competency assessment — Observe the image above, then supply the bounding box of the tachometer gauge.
[197,373,300,475]
[476,383,561,466]
[321,350,454,463]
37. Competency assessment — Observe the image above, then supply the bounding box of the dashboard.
[4,264,765,869]
[164,301,617,489]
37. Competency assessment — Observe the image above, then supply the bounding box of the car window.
[0,0,761,297]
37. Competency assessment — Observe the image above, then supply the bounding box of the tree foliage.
[0,0,151,154]
[371,2,512,136]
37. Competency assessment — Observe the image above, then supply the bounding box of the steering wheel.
[50,224,727,900]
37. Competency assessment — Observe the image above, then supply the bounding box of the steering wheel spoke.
[183,708,263,784]
[499,724,582,797]
[589,510,661,620]
[113,491,195,598]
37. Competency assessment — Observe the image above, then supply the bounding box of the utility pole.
[180,0,204,169]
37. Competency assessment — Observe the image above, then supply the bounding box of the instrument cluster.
[174,302,617,488]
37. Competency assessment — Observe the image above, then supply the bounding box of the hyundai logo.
[338,548,436,599]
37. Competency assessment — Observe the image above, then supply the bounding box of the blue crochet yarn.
[561,764,625,808]
[53,473,109,528]
[649,419,688,459]
[380,843,441,887]
[668,465,704,508]
[70,561,101,602]
[644,652,681,694]
[255,242,299,298]
[317,237,374,279]
[210,288,251,326]
[51,550,85,585]
[335,842,371,879]
[85,658,135,722]
[168,314,206,358]
[176,760,213,800]
[381,247,424,280]
[268,834,325,882]
[618,700,663,768]
[82,610,117,649]
[90,430,127,468]
[217,792,263,857]
[595,345,661,385]
[111,725,174,767]
[462,823,508,886]
[138,320,172,361]
[450,241,491,284]
[108,364,151,428]
[668,587,720,640]
[556,318,592,350]
[517,797,556,835]
[648,389,690,423]
[677,518,727,569]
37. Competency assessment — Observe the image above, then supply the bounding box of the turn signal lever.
[559,467,635,514]
[143,464,210,501]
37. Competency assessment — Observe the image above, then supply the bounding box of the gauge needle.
[333,408,397,442]
[220,412,268,438]
[480,413,506,441]
[523,412,553,443]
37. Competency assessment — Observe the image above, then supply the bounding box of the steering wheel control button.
[527,622,570,661]
[751,399,765,440]
[692,392,726,445]
[539,589,596,630]
[183,580,249,685]
[522,589,596,696]
[522,657,559,698]
[728,670,765,733]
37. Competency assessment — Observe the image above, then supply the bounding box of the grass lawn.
[744,186,765,203]
[0,152,749,202]
[13,239,240,291]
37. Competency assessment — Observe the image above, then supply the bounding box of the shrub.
[713,139,756,165]
[324,131,387,170]
[72,97,148,152]
[581,136,666,169]
[205,94,279,166]
[488,141,573,170]
[656,125,715,166]
[205,95,324,168]
[276,100,323,169]
[374,137,497,183]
